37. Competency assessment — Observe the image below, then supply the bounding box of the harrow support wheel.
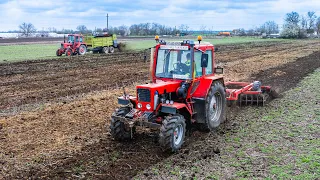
[110,107,134,141]
[204,81,226,131]
[159,114,186,152]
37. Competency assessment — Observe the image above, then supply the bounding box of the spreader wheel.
[103,46,109,54]
[159,114,186,152]
[204,81,226,131]
[65,48,72,56]
[109,46,115,53]
[110,107,133,141]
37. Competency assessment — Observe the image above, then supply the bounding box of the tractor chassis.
[112,115,161,129]
[111,107,162,135]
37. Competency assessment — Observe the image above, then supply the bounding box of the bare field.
[0,40,320,179]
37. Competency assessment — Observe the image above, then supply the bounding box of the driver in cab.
[176,53,195,78]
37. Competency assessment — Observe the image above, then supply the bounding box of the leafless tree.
[200,25,206,35]
[19,22,36,37]
[259,21,279,34]
[316,17,320,35]
[301,16,307,29]
[306,11,317,33]
[285,12,300,25]
[76,25,88,33]
[47,27,57,33]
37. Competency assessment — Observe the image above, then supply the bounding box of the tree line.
[16,11,320,38]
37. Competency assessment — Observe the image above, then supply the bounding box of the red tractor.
[56,34,87,56]
[110,36,275,152]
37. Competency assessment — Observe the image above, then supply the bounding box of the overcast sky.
[0,0,319,31]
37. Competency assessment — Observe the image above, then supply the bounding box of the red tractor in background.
[56,34,87,56]
[109,36,276,152]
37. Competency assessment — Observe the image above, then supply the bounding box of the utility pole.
[106,13,109,31]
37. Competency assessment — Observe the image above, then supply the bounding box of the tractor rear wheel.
[159,115,186,152]
[78,45,86,55]
[65,48,72,56]
[109,46,115,53]
[110,107,133,141]
[204,81,226,131]
[103,46,109,54]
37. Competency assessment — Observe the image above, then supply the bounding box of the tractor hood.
[61,43,73,49]
[135,80,182,111]
[137,80,181,94]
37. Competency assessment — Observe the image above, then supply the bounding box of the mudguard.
[191,75,224,124]
[191,76,224,99]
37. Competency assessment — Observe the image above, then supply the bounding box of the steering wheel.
[171,63,189,76]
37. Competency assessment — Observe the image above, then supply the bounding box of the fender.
[191,75,224,124]
[161,102,192,115]
[192,75,224,99]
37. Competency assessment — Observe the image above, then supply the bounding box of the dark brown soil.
[249,51,320,94]
[0,40,320,180]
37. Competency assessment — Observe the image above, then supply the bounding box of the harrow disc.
[238,88,279,106]
[239,93,269,106]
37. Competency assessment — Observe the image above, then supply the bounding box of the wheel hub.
[174,124,183,146]
[209,92,221,124]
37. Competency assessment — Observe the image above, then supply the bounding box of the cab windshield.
[68,35,74,43]
[155,49,192,79]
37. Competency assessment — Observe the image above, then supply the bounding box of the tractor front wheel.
[110,107,133,141]
[204,81,226,131]
[65,48,72,56]
[159,115,186,152]
[56,49,62,56]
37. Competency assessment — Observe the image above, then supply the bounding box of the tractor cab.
[152,38,218,82]
[64,34,83,47]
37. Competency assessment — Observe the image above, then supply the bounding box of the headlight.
[137,103,142,108]
[146,104,151,110]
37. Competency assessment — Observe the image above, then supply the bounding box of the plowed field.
[0,40,319,179]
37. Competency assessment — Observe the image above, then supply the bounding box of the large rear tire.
[159,115,186,152]
[78,45,86,55]
[204,81,226,131]
[110,107,133,141]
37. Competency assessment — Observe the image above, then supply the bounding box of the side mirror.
[214,66,224,74]
[201,54,208,68]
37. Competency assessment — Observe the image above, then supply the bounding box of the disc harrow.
[225,81,276,106]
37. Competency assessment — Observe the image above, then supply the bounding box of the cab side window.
[205,50,213,75]
[194,51,202,77]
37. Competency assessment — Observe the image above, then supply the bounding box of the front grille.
[137,88,151,102]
